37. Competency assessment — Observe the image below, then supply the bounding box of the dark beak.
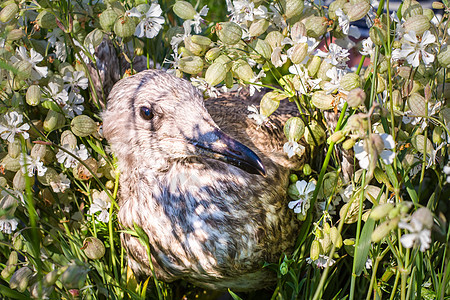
[192,129,266,176]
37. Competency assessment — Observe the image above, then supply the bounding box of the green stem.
[366,247,390,300]
[389,270,401,300]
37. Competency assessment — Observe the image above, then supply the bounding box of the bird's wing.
[204,88,305,171]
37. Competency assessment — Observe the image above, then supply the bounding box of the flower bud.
[205,62,227,86]
[371,217,399,243]
[369,23,387,46]
[320,232,332,253]
[305,121,326,146]
[7,251,18,266]
[114,16,136,38]
[403,15,430,36]
[60,263,88,289]
[36,10,57,29]
[432,2,444,9]
[205,48,221,62]
[99,9,118,31]
[10,267,33,292]
[303,16,328,38]
[82,237,106,260]
[310,240,321,260]
[265,31,284,50]
[328,130,345,144]
[407,92,426,117]
[311,91,335,110]
[61,130,78,148]
[432,126,443,144]
[7,29,23,41]
[71,115,98,137]
[303,163,312,176]
[344,1,370,21]
[260,92,281,117]
[26,85,41,106]
[289,174,298,183]
[232,59,254,82]
[342,138,356,150]
[178,56,204,74]
[0,3,18,23]
[401,0,423,20]
[330,226,343,248]
[307,56,321,77]
[253,39,272,60]
[284,117,305,141]
[217,22,242,45]
[249,19,269,37]
[184,36,208,56]
[43,110,65,132]
[173,1,196,20]
[346,88,365,108]
[340,73,361,91]
[8,138,21,159]
[370,203,394,220]
[1,265,16,279]
[290,43,308,64]
[284,0,304,19]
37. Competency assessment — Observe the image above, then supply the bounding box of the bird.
[102,69,304,291]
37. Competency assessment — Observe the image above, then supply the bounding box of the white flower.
[365,258,373,269]
[316,43,350,67]
[288,64,322,94]
[19,155,47,177]
[323,67,346,94]
[170,20,192,49]
[402,101,441,130]
[444,165,450,184]
[392,30,435,67]
[56,144,89,168]
[88,190,111,223]
[306,255,336,268]
[248,70,266,96]
[339,185,353,202]
[282,33,319,63]
[190,77,221,98]
[227,0,268,23]
[247,105,268,127]
[63,92,85,118]
[134,3,165,39]
[63,70,89,92]
[10,46,48,80]
[399,209,432,252]
[271,47,287,67]
[0,218,19,234]
[360,37,375,57]
[288,180,316,216]
[0,111,30,143]
[283,140,305,158]
[164,50,182,74]
[335,9,350,35]
[192,5,208,33]
[354,133,395,170]
[50,173,71,193]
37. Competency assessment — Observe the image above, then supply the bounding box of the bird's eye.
[140,107,154,120]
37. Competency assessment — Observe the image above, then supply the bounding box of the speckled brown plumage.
[102,69,304,291]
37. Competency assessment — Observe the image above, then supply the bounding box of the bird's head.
[102,70,265,176]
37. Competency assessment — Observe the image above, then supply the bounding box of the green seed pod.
[9,267,33,292]
[317,59,332,81]
[60,130,78,148]
[307,56,321,77]
[401,0,423,20]
[84,28,104,49]
[328,130,345,144]
[60,263,88,289]
[432,2,444,9]
[432,126,443,144]
[260,92,280,117]
[205,62,227,86]
[289,173,298,183]
[253,39,272,60]
[114,16,136,38]
[1,265,16,279]
[31,143,47,160]
[423,8,434,21]
[265,30,284,50]
[8,138,21,159]
[6,29,23,41]
[407,92,426,117]
[328,0,347,19]
[412,135,433,155]
[371,217,399,243]
[30,281,54,299]
[342,138,356,150]
[437,45,450,68]
[178,56,204,74]
[343,1,370,21]
[284,0,304,19]
[26,85,41,106]
[43,110,65,132]
[320,232,332,253]
[403,15,430,36]
[173,1,196,20]
[310,239,321,260]
[284,117,305,141]
[0,3,18,23]
[290,43,308,64]
[71,115,97,137]
[7,251,18,266]
[340,73,361,91]
[205,48,221,62]
[99,9,118,31]
[304,121,326,146]
[217,22,243,45]
[346,88,366,108]
[311,91,335,110]
[82,237,106,260]
[214,55,232,71]
[184,36,208,56]
[13,170,34,191]
[370,203,394,220]
[249,19,269,37]
[14,60,32,81]
[330,226,343,248]
[303,16,328,38]
[232,59,254,82]
[36,10,57,29]
[1,155,21,172]
[369,23,387,46]
[303,163,312,176]
[37,167,58,186]
[191,35,212,46]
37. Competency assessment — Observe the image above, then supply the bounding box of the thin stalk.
[349,170,367,300]
[366,247,391,300]
[389,270,401,300]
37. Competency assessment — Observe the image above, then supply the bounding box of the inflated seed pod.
[113,16,135,38]
[9,267,33,292]
[303,16,328,38]
[311,91,335,110]
[43,110,65,132]
[401,0,423,20]
[205,62,227,86]
[249,19,269,37]
[232,59,254,82]
[340,73,361,91]
[371,217,399,243]
[370,203,394,220]
[0,3,18,23]
[217,22,242,45]
[82,237,106,260]
[284,0,304,19]
[403,15,430,36]
[178,56,204,74]
[284,117,305,141]
[26,85,41,106]
[36,10,57,29]
[173,1,196,20]
[99,9,118,31]
[71,115,97,137]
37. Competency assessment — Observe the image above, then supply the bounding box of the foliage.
[0,0,449,299]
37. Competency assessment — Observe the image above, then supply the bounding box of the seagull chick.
[102,69,303,291]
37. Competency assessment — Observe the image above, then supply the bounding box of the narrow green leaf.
[0,284,30,300]
[228,289,243,300]
[355,217,375,276]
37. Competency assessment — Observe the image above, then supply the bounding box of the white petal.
[381,133,395,149]
[400,233,416,249]
[295,180,308,194]
[420,31,435,46]
[380,150,395,165]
